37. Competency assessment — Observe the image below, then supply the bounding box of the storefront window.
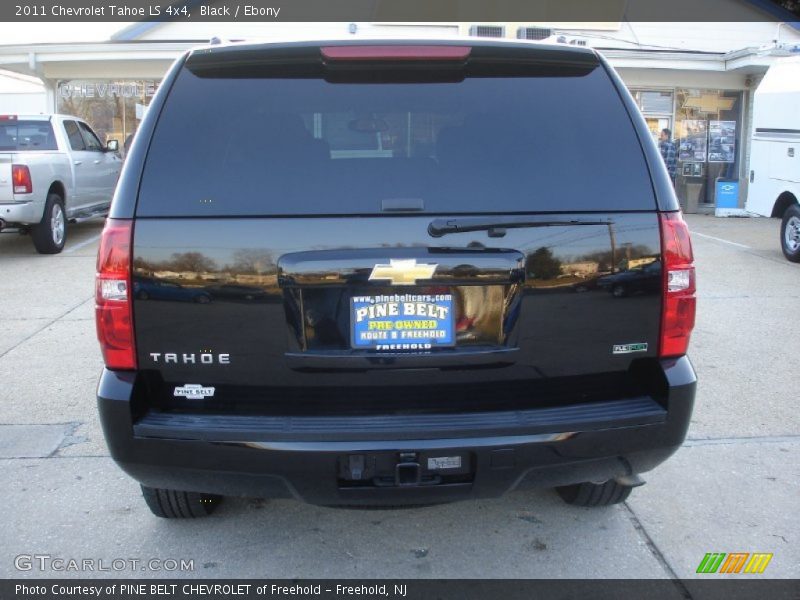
[674,89,742,211]
[631,90,673,143]
[56,80,160,156]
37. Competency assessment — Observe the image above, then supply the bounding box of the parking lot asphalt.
[0,215,797,580]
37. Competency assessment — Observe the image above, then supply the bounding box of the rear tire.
[556,479,634,507]
[32,193,66,254]
[780,204,800,263]
[140,485,221,518]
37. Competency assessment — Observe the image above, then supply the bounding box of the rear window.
[137,59,655,216]
[0,120,57,151]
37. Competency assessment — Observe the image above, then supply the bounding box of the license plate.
[428,456,462,470]
[351,292,454,350]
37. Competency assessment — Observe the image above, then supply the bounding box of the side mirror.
[106,139,119,152]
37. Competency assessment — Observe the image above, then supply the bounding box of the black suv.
[96,40,697,518]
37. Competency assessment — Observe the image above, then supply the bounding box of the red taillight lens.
[659,212,696,358]
[95,218,136,370]
[12,164,32,194]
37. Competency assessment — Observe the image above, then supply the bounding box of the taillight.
[321,45,471,61]
[659,212,696,358]
[95,218,136,370]
[12,164,32,194]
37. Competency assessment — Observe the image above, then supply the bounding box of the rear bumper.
[0,199,42,226]
[97,357,696,506]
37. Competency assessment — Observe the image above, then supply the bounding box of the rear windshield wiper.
[428,216,614,238]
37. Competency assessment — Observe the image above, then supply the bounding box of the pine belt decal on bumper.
[174,384,215,399]
[612,343,648,354]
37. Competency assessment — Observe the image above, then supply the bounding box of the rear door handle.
[93,159,101,164]
[73,160,82,166]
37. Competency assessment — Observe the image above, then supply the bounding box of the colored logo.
[612,342,648,354]
[351,293,453,349]
[369,259,438,286]
[696,552,773,574]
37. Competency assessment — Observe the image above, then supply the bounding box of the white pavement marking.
[683,435,800,447]
[64,233,101,254]
[692,231,751,249]
[0,295,92,359]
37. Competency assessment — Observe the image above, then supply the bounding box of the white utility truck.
[0,114,122,253]
[746,57,800,262]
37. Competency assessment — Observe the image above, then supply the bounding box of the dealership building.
[0,12,799,214]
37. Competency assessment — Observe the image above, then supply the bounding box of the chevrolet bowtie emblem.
[369,259,438,286]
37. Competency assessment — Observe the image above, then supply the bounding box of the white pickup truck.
[0,114,122,253]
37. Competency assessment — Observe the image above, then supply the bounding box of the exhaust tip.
[615,474,645,488]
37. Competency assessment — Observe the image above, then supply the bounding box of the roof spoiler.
[185,40,598,78]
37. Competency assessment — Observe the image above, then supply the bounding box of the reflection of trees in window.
[167,252,218,273]
[134,250,279,277]
[133,252,218,275]
[577,244,654,274]
[230,249,275,275]
[527,247,562,280]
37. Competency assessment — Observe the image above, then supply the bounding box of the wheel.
[31,193,66,254]
[137,290,150,300]
[612,284,626,298]
[140,485,221,518]
[556,479,634,507]
[780,204,800,263]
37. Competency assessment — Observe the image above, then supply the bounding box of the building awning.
[0,38,795,83]
[597,45,797,73]
[0,41,199,80]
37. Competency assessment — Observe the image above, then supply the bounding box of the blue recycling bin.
[715,179,739,209]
